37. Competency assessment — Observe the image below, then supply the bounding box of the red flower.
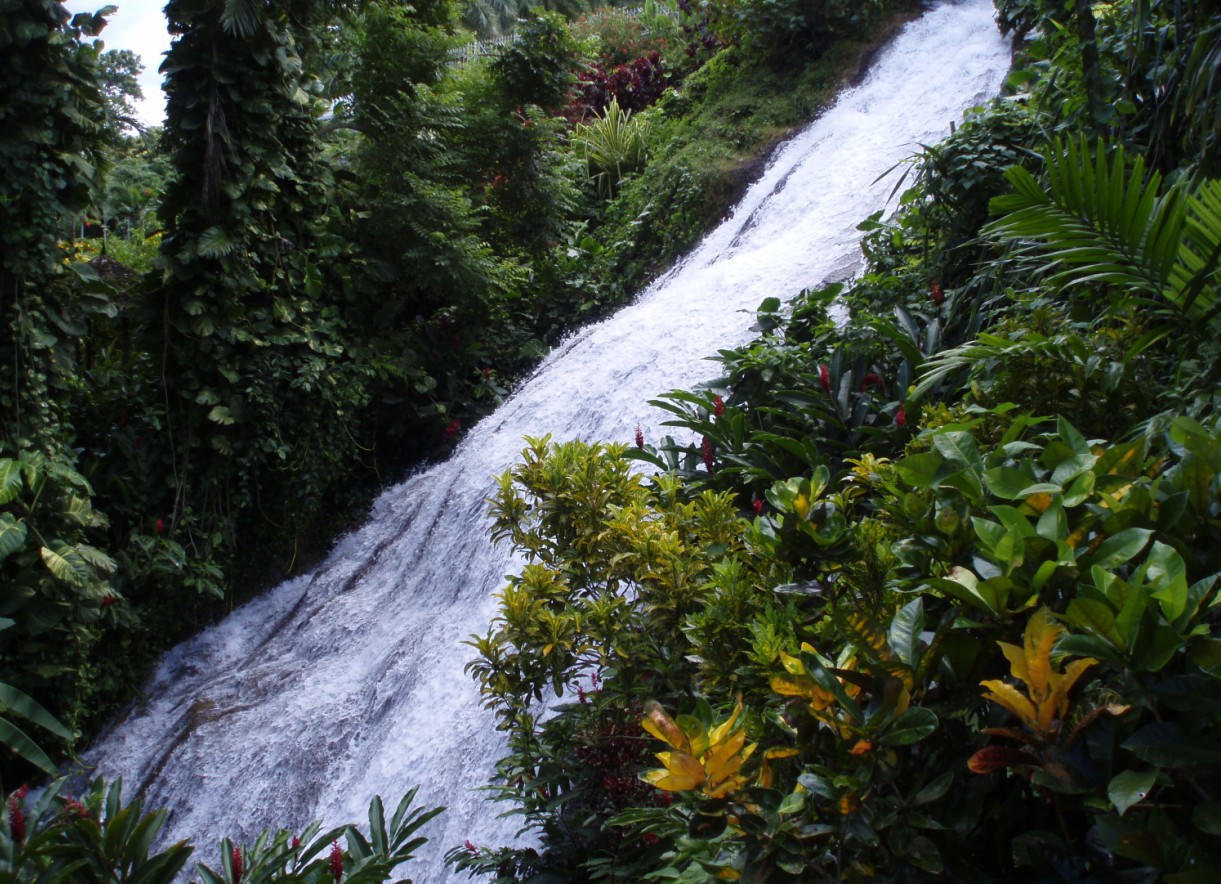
[701,436,715,474]
[63,798,90,819]
[155,517,166,535]
[292,835,300,850]
[635,424,644,449]
[464,840,477,854]
[578,685,588,704]
[642,832,660,846]
[102,595,116,607]
[752,498,764,516]
[713,395,725,418]
[329,840,344,881]
[232,846,243,883]
[483,366,492,381]
[931,279,944,305]
[444,418,461,442]
[8,786,28,845]
[860,373,883,392]
[818,364,830,393]
[895,406,906,428]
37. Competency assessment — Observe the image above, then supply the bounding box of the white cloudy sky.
[65,0,172,127]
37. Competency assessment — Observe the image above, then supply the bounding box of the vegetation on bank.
[460,0,1221,880]
[1,0,919,879]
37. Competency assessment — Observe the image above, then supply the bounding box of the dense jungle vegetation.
[2,0,1220,880]
[1,0,916,877]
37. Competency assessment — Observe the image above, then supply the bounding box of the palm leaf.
[985,137,1217,319]
[985,138,1184,297]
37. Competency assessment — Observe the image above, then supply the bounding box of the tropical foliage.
[464,0,1221,880]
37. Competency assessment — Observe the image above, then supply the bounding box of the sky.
[64,0,173,127]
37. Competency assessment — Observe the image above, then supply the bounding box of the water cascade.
[84,2,1011,878]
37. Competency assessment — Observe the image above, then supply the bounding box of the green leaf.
[0,513,29,562]
[41,541,91,587]
[1123,722,1221,767]
[913,772,953,806]
[0,682,72,738]
[207,406,236,425]
[0,715,60,774]
[196,226,235,257]
[1083,528,1154,570]
[879,706,937,746]
[894,452,941,488]
[0,459,23,505]
[1193,803,1221,835]
[1108,769,1157,816]
[888,598,924,668]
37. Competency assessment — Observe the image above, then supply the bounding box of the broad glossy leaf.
[0,681,72,738]
[879,706,937,746]
[1083,528,1154,571]
[888,598,924,667]
[0,513,29,562]
[41,541,90,587]
[0,459,23,505]
[1123,722,1221,767]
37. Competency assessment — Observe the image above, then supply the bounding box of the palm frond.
[984,137,1217,319]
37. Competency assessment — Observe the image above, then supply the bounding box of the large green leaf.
[0,681,72,738]
[0,458,23,505]
[0,513,29,561]
[40,541,91,587]
[0,715,60,774]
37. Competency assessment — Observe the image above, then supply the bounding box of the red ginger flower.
[63,797,90,819]
[701,436,715,473]
[292,835,300,850]
[931,279,944,305]
[465,839,477,853]
[232,846,243,883]
[860,373,883,391]
[8,786,28,845]
[713,395,725,417]
[895,405,906,428]
[155,517,165,535]
[753,498,764,515]
[635,424,644,449]
[444,418,461,442]
[818,364,830,393]
[329,840,344,881]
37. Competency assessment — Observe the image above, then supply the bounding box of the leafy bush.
[1,778,441,884]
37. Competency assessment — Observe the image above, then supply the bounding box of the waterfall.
[82,2,1011,879]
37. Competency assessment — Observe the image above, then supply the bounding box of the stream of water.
[82,2,1011,878]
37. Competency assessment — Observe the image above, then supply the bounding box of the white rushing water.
[82,2,1010,879]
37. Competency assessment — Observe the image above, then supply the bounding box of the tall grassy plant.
[572,97,651,199]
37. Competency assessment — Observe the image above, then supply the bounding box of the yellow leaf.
[779,650,806,676]
[642,768,705,791]
[650,750,705,790]
[981,680,1039,729]
[763,747,800,759]
[1024,492,1055,514]
[1023,609,1061,704]
[642,700,690,752]
[1042,656,1097,733]
[708,700,744,746]
[999,641,1028,685]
